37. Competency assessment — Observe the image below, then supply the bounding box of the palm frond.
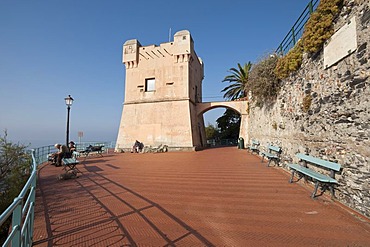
[221,62,252,100]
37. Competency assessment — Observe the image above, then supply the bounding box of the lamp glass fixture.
[64,95,74,107]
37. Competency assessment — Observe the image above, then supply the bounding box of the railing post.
[309,0,313,14]
[11,199,22,246]
[278,45,283,56]
[292,27,296,46]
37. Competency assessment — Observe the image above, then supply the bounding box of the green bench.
[79,145,104,161]
[261,144,282,167]
[247,139,260,154]
[287,153,341,199]
[62,158,81,175]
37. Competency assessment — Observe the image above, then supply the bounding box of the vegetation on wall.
[275,0,343,79]
[274,40,304,80]
[221,0,344,106]
[302,94,312,112]
[303,0,344,53]
[249,54,280,105]
[272,121,278,130]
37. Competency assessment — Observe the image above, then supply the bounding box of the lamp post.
[64,95,74,146]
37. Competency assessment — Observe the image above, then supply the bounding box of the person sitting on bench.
[132,140,143,153]
[51,143,71,166]
[68,141,76,153]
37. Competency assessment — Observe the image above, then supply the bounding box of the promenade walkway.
[32,147,370,246]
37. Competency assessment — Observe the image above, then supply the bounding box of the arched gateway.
[116,30,248,151]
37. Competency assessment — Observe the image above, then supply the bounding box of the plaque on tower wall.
[324,17,357,69]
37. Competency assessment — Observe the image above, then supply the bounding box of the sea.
[12,139,116,150]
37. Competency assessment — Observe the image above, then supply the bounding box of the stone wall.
[248,0,370,217]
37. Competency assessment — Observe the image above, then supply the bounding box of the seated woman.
[69,141,76,152]
[69,141,80,158]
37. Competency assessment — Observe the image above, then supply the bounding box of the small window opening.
[145,78,155,92]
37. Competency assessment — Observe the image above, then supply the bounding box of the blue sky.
[0,0,309,147]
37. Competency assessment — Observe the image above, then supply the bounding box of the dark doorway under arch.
[203,108,241,148]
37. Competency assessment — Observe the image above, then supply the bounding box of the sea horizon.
[10,139,116,150]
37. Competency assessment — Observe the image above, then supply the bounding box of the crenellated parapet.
[123,39,141,69]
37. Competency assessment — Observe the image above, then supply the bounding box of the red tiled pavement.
[33,147,370,246]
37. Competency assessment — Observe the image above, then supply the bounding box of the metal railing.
[276,0,319,55]
[75,141,116,152]
[206,139,238,147]
[0,141,116,246]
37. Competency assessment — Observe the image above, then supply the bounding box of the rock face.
[248,0,370,217]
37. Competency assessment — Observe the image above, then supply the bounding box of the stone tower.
[116,30,206,151]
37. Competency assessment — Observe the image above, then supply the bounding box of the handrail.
[276,0,319,55]
[0,141,116,246]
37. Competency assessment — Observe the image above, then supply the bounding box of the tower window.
[145,78,155,92]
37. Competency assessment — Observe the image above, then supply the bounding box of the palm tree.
[221,62,252,100]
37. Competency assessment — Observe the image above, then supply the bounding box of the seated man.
[132,140,143,153]
[52,143,70,166]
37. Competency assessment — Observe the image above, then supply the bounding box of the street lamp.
[64,95,74,146]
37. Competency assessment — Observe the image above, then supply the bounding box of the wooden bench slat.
[261,152,278,159]
[247,139,260,153]
[261,144,281,167]
[296,153,341,171]
[62,158,81,176]
[287,164,337,183]
[267,145,281,153]
[62,158,79,164]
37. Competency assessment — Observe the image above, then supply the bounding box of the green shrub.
[0,131,30,245]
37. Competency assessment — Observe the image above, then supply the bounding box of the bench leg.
[289,170,296,183]
[73,166,82,174]
[329,185,335,199]
[311,181,320,199]
[267,159,271,167]
[83,152,90,162]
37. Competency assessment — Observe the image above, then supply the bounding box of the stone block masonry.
[248,0,370,217]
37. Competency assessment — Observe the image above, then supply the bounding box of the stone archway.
[196,100,249,146]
